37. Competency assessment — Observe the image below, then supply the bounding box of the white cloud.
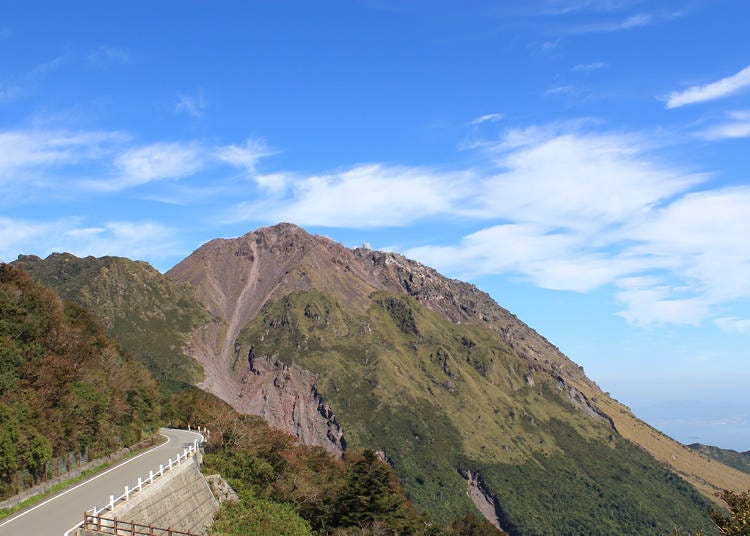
[698,110,750,140]
[225,164,472,228]
[475,130,705,230]
[101,142,206,190]
[469,113,503,126]
[215,139,275,175]
[568,12,654,33]
[408,224,637,292]
[0,129,126,181]
[544,85,579,96]
[715,317,750,334]
[0,217,180,264]
[666,65,750,109]
[572,62,607,72]
[175,92,206,118]
[404,126,750,327]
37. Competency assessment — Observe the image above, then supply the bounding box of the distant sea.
[633,400,750,452]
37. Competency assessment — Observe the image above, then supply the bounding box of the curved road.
[0,428,203,536]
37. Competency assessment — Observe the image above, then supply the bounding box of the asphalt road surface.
[0,428,203,536]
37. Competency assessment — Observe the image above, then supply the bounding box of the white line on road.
[0,433,170,530]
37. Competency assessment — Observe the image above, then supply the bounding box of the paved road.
[0,428,203,536]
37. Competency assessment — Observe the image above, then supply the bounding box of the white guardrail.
[64,427,208,536]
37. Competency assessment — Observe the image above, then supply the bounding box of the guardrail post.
[138,476,142,492]
[149,470,153,483]
[109,494,114,511]
[169,458,173,470]
[159,464,163,477]
[125,484,130,501]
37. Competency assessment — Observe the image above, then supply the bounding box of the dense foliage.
[0,264,160,498]
[13,254,213,391]
[166,390,501,535]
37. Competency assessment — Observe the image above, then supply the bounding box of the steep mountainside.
[689,443,750,475]
[15,224,750,533]
[13,253,216,391]
[162,223,746,534]
[0,263,160,499]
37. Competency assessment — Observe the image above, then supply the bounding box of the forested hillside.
[0,263,160,499]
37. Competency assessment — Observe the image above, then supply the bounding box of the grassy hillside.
[0,263,160,498]
[13,254,216,391]
[570,380,750,502]
[235,289,717,535]
[688,443,750,475]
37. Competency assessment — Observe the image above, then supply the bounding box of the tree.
[709,489,750,536]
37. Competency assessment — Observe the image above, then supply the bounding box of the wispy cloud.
[572,61,607,72]
[469,113,503,126]
[0,129,127,181]
[568,12,653,33]
[0,129,276,198]
[544,84,581,97]
[89,45,131,64]
[224,164,474,228]
[697,110,750,140]
[666,65,750,109]
[0,217,181,265]
[400,125,750,327]
[0,54,67,104]
[715,317,750,334]
[175,92,206,118]
[214,139,276,175]
[3,122,748,329]
[103,142,206,190]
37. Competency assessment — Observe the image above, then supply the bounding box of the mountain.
[13,253,216,391]
[0,263,160,499]
[15,223,750,533]
[689,443,750,475]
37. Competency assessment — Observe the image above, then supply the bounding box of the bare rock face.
[234,355,346,456]
[463,470,506,532]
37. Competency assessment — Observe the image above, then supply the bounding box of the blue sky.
[1,0,749,449]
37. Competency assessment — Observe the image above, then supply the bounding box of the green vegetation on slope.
[236,289,717,535]
[689,444,750,475]
[0,263,160,499]
[13,254,215,391]
[165,390,501,536]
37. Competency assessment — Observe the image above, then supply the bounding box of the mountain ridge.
[13,223,750,533]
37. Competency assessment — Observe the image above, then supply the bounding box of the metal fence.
[11,449,89,494]
[82,513,198,536]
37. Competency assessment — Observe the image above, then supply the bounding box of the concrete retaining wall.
[111,455,217,534]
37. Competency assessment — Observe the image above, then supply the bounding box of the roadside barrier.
[81,512,198,535]
[68,427,208,536]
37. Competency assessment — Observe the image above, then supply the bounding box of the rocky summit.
[16,223,750,534]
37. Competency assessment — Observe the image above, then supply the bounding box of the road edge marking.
[0,432,171,530]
